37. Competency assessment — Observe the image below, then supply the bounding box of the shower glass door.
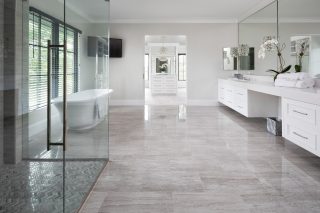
[21,0,66,212]
[64,0,110,212]
[21,0,110,212]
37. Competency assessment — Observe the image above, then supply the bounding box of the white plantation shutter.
[28,8,79,111]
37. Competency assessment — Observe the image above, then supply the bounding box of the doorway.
[144,35,187,105]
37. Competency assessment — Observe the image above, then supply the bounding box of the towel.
[274,79,297,87]
[95,97,107,120]
[277,72,310,81]
[296,78,315,88]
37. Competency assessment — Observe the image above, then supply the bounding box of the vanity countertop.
[219,78,320,105]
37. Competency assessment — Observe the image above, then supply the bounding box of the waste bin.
[266,117,282,136]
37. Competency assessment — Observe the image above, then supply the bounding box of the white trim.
[148,43,180,47]
[187,99,219,106]
[241,17,320,24]
[110,100,145,106]
[279,18,320,23]
[109,99,220,106]
[29,114,60,137]
[110,18,238,24]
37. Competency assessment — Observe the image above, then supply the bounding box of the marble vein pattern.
[81,105,320,213]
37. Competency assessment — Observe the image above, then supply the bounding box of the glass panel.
[64,0,110,212]
[24,0,65,159]
[0,0,65,212]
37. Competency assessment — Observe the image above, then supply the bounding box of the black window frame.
[28,7,81,111]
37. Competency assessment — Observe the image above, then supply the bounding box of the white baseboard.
[187,99,219,106]
[110,99,220,106]
[29,114,60,137]
[110,100,145,106]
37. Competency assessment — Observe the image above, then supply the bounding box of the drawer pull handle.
[293,131,308,140]
[237,105,243,109]
[237,93,244,96]
[293,110,308,116]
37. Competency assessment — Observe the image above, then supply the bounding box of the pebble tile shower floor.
[0,160,106,213]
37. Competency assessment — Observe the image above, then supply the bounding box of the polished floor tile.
[145,88,187,106]
[81,106,320,213]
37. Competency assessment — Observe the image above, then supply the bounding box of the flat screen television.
[110,38,122,58]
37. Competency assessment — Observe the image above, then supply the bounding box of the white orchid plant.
[258,37,291,81]
[294,39,309,72]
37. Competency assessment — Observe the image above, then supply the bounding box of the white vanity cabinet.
[218,79,278,117]
[219,82,248,116]
[218,78,320,157]
[282,98,320,156]
[151,75,177,94]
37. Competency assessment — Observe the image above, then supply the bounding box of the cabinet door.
[218,82,226,104]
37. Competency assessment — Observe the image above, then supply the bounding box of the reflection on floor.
[25,119,109,159]
[145,88,187,105]
[82,105,320,213]
[0,160,106,213]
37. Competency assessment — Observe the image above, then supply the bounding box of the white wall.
[110,23,237,105]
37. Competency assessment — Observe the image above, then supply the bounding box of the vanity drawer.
[234,104,247,116]
[285,123,317,152]
[151,83,163,88]
[152,89,163,94]
[283,98,317,127]
[218,86,226,102]
[234,89,247,105]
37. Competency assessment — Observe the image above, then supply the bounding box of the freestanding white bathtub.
[53,89,113,130]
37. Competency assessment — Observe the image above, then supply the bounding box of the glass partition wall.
[0,0,110,212]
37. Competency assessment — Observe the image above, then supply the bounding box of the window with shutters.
[29,8,79,111]
[144,54,149,81]
[178,54,187,81]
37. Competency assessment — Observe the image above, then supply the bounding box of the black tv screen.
[110,38,122,58]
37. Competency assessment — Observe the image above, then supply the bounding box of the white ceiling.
[31,0,320,23]
[110,0,268,23]
[66,0,109,22]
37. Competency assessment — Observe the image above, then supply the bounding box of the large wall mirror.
[238,1,278,76]
[223,47,237,70]
[278,0,320,78]
[239,0,320,78]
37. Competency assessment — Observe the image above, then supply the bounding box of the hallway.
[81,106,320,213]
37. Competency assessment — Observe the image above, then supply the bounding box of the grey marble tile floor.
[81,105,320,213]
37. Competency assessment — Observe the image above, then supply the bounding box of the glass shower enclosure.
[0,0,110,212]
